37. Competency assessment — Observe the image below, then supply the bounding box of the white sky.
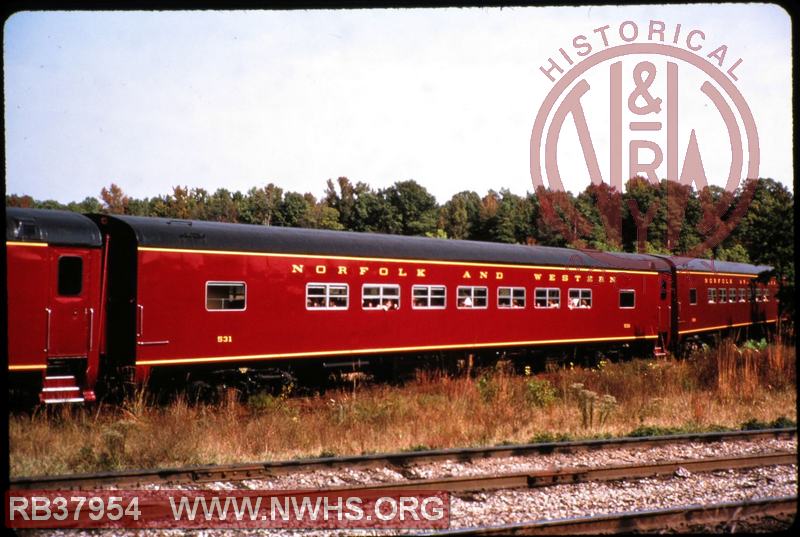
[3,5,793,204]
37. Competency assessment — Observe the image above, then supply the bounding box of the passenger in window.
[548,299,558,308]
[569,297,580,309]
[459,295,473,307]
[580,299,589,308]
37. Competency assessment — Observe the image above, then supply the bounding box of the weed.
[476,372,497,403]
[525,378,556,408]
[8,338,795,477]
[248,391,284,413]
[741,416,797,430]
[770,416,797,428]
[598,394,617,426]
[628,425,687,437]
[528,432,573,444]
[578,389,597,428]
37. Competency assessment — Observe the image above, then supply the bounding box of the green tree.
[66,196,102,214]
[714,243,751,263]
[239,184,283,226]
[441,191,481,240]
[302,193,344,230]
[731,178,794,313]
[206,188,238,222]
[279,192,310,227]
[324,177,358,230]
[382,180,438,236]
[621,177,666,253]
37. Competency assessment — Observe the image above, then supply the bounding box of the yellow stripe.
[6,241,48,248]
[137,334,659,366]
[679,318,778,335]
[8,364,47,371]
[138,246,660,276]
[678,270,760,278]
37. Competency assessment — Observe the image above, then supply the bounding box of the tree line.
[7,176,794,306]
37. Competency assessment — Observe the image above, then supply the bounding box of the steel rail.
[419,496,797,535]
[321,451,797,493]
[9,428,796,490]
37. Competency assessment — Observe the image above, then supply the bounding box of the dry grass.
[8,338,796,478]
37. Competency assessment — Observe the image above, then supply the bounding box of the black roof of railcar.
[6,207,102,247]
[101,214,672,273]
[667,256,772,275]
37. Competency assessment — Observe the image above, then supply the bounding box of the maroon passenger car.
[92,214,676,385]
[668,256,779,344]
[6,208,104,402]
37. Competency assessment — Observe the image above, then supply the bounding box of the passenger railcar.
[668,257,779,346]
[5,207,780,403]
[92,214,674,384]
[6,209,104,402]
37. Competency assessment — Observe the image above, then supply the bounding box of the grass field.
[8,337,796,478]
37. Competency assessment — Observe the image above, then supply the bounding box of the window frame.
[534,287,561,309]
[497,286,526,309]
[57,255,84,297]
[728,288,737,303]
[568,288,593,309]
[13,218,39,240]
[456,286,488,309]
[708,288,717,303]
[689,288,698,305]
[205,281,247,312]
[719,288,727,303]
[411,285,447,310]
[361,284,401,311]
[305,282,350,311]
[618,289,636,309]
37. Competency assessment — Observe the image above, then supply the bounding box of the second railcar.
[668,257,779,345]
[91,214,674,383]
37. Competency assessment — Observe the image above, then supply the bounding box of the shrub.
[476,372,498,403]
[598,394,617,425]
[525,378,556,407]
[248,391,283,412]
[528,432,573,444]
[741,416,797,430]
[770,416,797,428]
[628,425,686,437]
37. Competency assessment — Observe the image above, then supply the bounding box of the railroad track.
[420,496,797,535]
[10,428,796,490]
[322,452,796,494]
